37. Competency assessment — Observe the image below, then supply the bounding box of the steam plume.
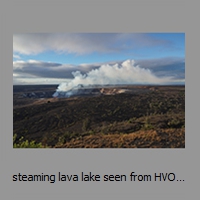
[53,59,173,97]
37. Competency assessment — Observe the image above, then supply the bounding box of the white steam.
[53,59,173,97]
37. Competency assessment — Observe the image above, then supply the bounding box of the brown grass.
[13,85,185,148]
[55,128,185,148]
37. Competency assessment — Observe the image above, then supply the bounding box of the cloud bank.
[13,60,100,79]
[13,33,184,85]
[13,33,173,55]
[53,59,175,97]
[13,57,185,83]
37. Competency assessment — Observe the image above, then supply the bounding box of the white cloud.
[13,60,100,79]
[13,77,70,85]
[13,54,21,59]
[13,33,172,55]
[13,58,185,85]
[55,59,175,94]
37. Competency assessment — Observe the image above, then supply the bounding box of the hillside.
[13,85,185,148]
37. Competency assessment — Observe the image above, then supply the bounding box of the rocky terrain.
[13,85,185,148]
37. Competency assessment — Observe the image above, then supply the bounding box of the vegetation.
[13,85,185,148]
[13,134,45,148]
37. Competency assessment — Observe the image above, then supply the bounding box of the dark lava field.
[13,85,185,148]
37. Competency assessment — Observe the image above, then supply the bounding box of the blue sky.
[13,33,185,85]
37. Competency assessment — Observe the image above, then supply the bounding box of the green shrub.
[167,118,182,128]
[82,118,90,131]
[142,117,154,130]
[13,134,44,148]
[143,123,154,130]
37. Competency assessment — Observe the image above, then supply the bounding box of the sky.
[13,33,185,86]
